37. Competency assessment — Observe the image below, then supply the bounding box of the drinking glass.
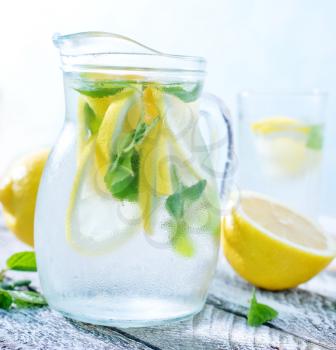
[237,90,327,219]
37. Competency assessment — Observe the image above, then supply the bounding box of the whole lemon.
[0,150,49,246]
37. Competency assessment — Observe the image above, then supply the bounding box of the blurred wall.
[0,0,335,215]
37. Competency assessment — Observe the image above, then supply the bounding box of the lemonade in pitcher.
[35,32,233,326]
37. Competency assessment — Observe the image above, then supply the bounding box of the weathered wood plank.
[0,299,324,350]
[125,304,324,350]
[0,227,335,349]
[302,269,336,299]
[210,262,336,349]
[0,308,156,350]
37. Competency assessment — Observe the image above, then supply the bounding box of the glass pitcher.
[35,32,233,327]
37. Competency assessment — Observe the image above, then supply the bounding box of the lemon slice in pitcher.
[95,89,139,177]
[67,90,141,255]
[223,191,335,290]
[66,139,141,255]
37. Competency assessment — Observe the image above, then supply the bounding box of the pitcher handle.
[200,93,234,199]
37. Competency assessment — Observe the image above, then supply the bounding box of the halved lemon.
[222,191,335,290]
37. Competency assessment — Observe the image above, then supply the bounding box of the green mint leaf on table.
[0,290,13,310]
[247,289,278,327]
[306,125,323,150]
[0,280,32,290]
[163,82,203,102]
[9,290,47,307]
[12,280,32,288]
[6,252,37,272]
[0,252,46,310]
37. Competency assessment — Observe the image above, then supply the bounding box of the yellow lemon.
[222,191,335,290]
[0,150,49,246]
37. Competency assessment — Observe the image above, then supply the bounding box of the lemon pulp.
[223,191,335,290]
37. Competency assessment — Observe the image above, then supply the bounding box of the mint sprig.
[0,290,13,310]
[165,166,206,257]
[247,289,278,327]
[104,118,159,201]
[0,251,47,310]
[75,81,130,98]
[166,180,206,219]
[9,290,47,307]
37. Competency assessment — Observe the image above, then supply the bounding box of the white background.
[0,0,335,216]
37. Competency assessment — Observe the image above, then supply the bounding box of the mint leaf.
[7,252,37,272]
[75,79,136,98]
[0,290,13,310]
[9,290,47,306]
[104,118,159,202]
[75,86,125,98]
[133,122,148,145]
[12,280,32,288]
[117,133,134,155]
[105,163,135,195]
[247,290,278,327]
[181,179,207,202]
[83,103,100,135]
[166,192,184,219]
[135,118,159,145]
[306,125,323,150]
[0,280,31,290]
[166,179,207,220]
[0,282,14,290]
[163,82,203,102]
[165,167,206,257]
[105,151,139,201]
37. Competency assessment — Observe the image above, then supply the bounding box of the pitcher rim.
[53,31,206,75]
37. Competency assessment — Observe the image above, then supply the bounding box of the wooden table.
[0,223,335,350]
